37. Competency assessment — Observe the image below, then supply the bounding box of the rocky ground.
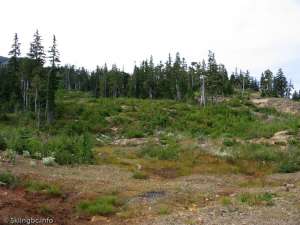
[1,155,300,225]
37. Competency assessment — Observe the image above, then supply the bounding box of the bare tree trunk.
[200,76,206,106]
[45,72,50,121]
[149,88,153,99]
[242,76,245,97]
[175,78,181,100]
[37,103,40,130]
[34,87,38,113]
[67,69,71,90]
[26,81,30,110]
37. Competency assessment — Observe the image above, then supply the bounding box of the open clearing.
[1,154,300,225]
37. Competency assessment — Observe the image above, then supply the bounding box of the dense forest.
[0,31,295,126]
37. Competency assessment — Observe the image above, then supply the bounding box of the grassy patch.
[77,195,121,216]
[157,205,171,215]
[132,171,149,179]
[38,205,53,215]
[139,142,180,161]
[278,146,300,173]
[0,171,19,188]
[24,180,63,197]
[220,196,232,206]
[238,192,275,206]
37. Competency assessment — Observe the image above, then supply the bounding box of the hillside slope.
[1,92,300,225]
[251,94,300,115]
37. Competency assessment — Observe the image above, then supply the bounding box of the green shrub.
[12,128,32,154]
[77,195,120,216]
[5,149,16,164]
[0,134,7,151]
[64,121,88,135]
[238,192,274,206]
[231,144,281,162]
[46,185,63,197]
[48,133,94,165]
[223,139,236,147]
[0,171,19,188]
[125,129,144,138]
[279,160,300,173]
[26,138,43,158]
[279,147,300,173]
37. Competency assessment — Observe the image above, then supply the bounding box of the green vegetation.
[220,196,232,206]
[38,205,53,215]
[0,171,19,188]
[157,205,171,215]
[0,134,7,150]
[132,171,149,180]
[1,91,300,174]
[139,142,180,161]
[238,192,275,206]
[24,180,63,197]
[77,195,121,216]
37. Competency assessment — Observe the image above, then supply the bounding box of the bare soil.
[1,155,300,225]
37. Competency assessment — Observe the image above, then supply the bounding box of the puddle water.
[139,191,166,199]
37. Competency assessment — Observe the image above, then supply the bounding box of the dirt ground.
[1,155,300,225]
[251,94,300,115]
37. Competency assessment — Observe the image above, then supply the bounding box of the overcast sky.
[2,0,300,88]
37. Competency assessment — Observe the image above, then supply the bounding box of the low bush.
[0,134,7,151]
[223,139,237,147]
[47,133,94,165]
[0,171,19,188]
[278,146,300,173]
[125,129,144,138]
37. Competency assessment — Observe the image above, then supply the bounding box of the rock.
[30,160,37,167]
[137,164,142,170]
[42,157,56,166]
[112,138,146,146]
[284,183,295,191]
[197,217,204,224]
[110,127,119,132]
[23,151,31,158]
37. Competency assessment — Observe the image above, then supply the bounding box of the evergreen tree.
[286,80,294,98]
[273,68,287,97]
[260,70,273,97]
[292,90,300,101]
[28,30,46,65]
[206,50,222,101]
[8,33,22,110]
[27,30,46,128]
[47,35,60,123]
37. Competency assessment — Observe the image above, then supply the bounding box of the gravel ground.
[1,155,300,225]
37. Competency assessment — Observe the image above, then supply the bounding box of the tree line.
[0,31,59,127]
[0,31,294,127]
